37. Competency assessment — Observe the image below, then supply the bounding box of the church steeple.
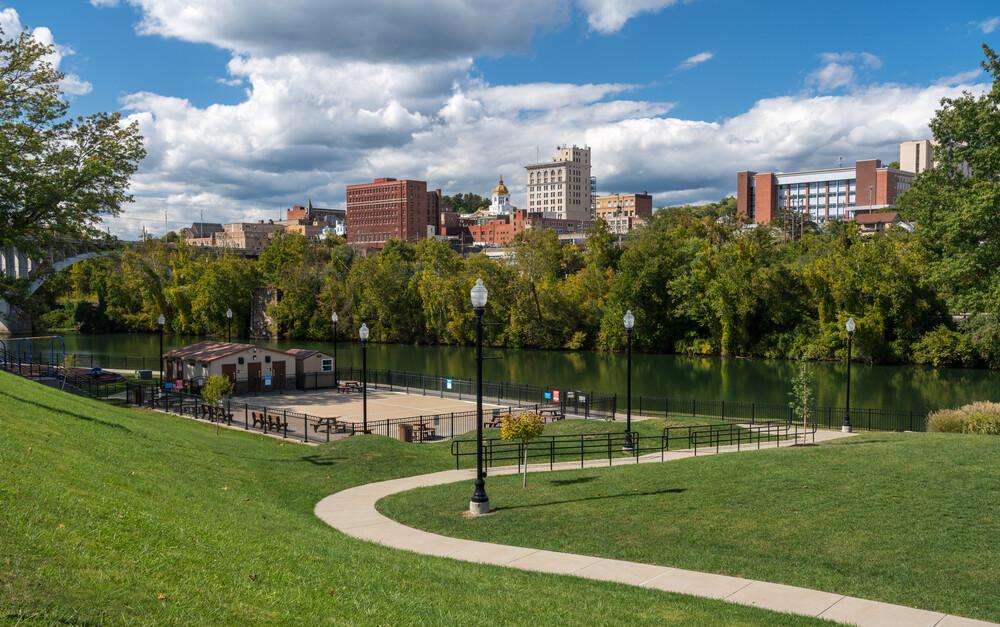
[489,175,512,215]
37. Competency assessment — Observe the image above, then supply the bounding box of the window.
[265,355,271,363]
[321,359,333,373]
[238,357,245,365]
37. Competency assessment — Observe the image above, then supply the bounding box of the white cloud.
[578,0,680,33]
[676,51,713,71]
[807,52,882,92]
[90,0,121,6]
[216,77,243,87]
[0,9,92,96]
[935,68,982,86]
[978,17,1000,33]
[102,0,568,61]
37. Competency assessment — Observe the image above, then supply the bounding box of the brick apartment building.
[737,158,914,226]
[594,192,653,234]
[346,178,442,250]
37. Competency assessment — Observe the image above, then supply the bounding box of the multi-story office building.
[736,159,914,226]
[900,140,934,174]
[525,145,592,221]
[594,192,653,233]
[214,221,285,255]
[345,178,442,250]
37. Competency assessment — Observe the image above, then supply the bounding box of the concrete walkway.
[315,432,996,627]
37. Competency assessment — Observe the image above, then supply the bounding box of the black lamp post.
[359,322,369,434]
[157,314,165,388]
[469,278,490,515]
[843,317,856,433]
[623,309,635,451]
[225,308,233,343]
[331,312,339,387]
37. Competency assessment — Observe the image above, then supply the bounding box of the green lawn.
[0,371,831,626]
[379,431,1000,623]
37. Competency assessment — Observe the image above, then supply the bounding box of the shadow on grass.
[492,487,686,512]
[0,390,132,433]
[550,476,598,486]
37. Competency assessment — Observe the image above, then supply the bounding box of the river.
[33,333,997,414]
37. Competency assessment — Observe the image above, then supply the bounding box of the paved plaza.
[236,388,505,424]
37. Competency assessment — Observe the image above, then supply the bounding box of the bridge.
[0,239,124,335]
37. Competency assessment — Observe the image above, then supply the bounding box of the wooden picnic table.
[338,380,363,393]
[312,416,347,434]
[413,422,436,440]
[539,407,565,422]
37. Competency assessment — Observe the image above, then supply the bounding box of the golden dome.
[492,176,509,196]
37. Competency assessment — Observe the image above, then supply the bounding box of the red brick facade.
[345,178,441,250]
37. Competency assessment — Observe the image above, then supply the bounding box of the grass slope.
[380,432,1000,622]
[0,371,828,626]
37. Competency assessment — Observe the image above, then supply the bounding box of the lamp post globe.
[469,278,490,515]
[843,317,856,433]
[359,323,369,434]
[225,308,233,343]
[157,314,166,388]
[622,309,635,451]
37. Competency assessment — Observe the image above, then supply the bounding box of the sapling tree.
[500,411,545,487]
[788,361,815,443]
[201,375,234,435]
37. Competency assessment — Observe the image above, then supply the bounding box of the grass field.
[0,371,831,626]
[380,431,1000,623]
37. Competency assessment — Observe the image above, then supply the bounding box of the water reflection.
[57,333,1000,413]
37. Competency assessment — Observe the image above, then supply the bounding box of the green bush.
[912,325,973,367]
[927,401,1000,434]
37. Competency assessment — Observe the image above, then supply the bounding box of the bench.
[413,423,436,441]
[266,412,288,433]
[251,410,267,430]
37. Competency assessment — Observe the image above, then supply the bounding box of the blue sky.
[3,0,998,236]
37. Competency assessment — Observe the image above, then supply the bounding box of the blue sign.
[264,376,272,386]
[163,383,174,390]
[446,378,453,390]
[544,392,552,400]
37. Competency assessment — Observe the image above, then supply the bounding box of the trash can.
[398,423,413,443]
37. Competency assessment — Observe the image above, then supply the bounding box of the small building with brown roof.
[286,348,337,389]
[163,341,295,392]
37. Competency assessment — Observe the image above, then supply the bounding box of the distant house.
[163,341,294,392]
[855,211,914,235]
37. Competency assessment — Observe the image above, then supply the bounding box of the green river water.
[33,333,999,414]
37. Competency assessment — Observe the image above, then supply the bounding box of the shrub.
[927,401,1000,434]
[912,325,973,367]
[926,408,966,433]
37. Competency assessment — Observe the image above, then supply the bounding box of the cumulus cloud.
[676,51,713,71]
[978,17,1000,33]
[96,0,567,61]
[578,0,680,33]
[0,8,92,95]
[807,51,882,92]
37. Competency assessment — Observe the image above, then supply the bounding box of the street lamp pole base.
[469,499,491,516]
[842,424,853,433]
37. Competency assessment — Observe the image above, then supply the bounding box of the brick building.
[737,159,914,226]
[594,192,653,234]
[346,178,442,250]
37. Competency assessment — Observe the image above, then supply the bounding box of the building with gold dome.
[489,176,512,215]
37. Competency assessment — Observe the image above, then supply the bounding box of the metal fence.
[126,382,549,445]
[450,420,817,471]
[627,395,926,432]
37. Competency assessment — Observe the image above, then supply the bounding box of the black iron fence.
[450,420,817,471]
[627,395,925,432]
[126,382,549,445]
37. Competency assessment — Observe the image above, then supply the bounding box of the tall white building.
[525,145,593,221]
[900,140,934,174]
[489,176,512,215]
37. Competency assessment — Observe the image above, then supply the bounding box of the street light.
[623,309,635,451]
[359,322,369,434]
[157,314,166,388]
[843,317,856,433]
[331,312,339,388]
[225,308,233,343]
[469,278,490,515]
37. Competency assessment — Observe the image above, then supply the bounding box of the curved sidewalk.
[315,433,996,627]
